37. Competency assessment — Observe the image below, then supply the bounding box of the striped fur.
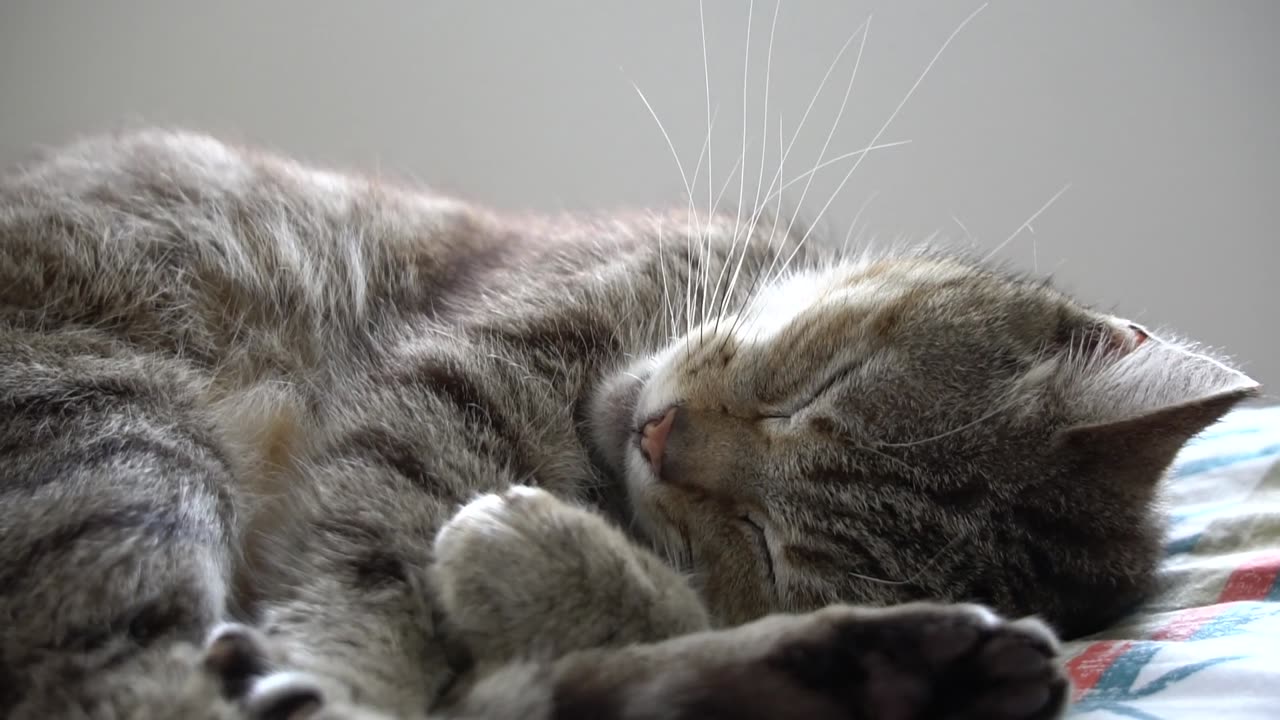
[0,130,1255,718]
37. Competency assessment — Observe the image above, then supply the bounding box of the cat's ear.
[1051,330,1260,480]
[1054,386,1256,481]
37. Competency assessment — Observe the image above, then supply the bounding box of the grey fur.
[0,130,1256,719]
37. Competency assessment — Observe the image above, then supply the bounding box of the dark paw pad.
[962,620,1065,719]
[203,623,273,699]
[774,605,1068,720]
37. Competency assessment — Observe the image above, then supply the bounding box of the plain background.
[2,1,1277,391]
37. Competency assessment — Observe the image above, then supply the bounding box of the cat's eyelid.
[785,359,865,413]
[738,514,775,588]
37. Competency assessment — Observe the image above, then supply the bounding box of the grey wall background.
[2,1,1277,390]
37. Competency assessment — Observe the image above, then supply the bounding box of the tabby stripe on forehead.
[0,502,220,589]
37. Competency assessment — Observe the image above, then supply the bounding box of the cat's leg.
[239,453,452,717]
[451,602,1068,720]
[239,462,707,718]
[429,488,1066,719]
[432,486,710,669]
[0,330,256,717]
[236,374,533,719]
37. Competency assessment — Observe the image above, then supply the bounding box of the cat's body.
[0,130,1256,719]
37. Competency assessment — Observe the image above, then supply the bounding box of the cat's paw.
[434,486,708,665]
[202,623,278,700]
[595,603,1067,720]
[201,624,317,719]
[779,603,1068,719]
[244,671,326,720]
[202,624,377,720]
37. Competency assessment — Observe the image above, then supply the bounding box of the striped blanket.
[1064,405,1280,718]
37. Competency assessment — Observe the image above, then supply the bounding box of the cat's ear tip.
[1214,373,1262,400]
[1237,378,1262,395]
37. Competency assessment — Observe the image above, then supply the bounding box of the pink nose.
[640,408,677,476]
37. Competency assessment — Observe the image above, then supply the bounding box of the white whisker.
[876,390,1020,449]
[842,191,880,257]
[687,106,721,214]
[629,84,696,216]
[686,106,722,337]
[728,0,782,326]
[712,148,750,221]
[774,14,872,278]
[848,531,968,586]
[656,217,676,338]
[720,109,789,343]
[720,14,871,340]
[951,213,977,247]
[761,140,911,205]
[717,0,755,337]
[983,181,1070,263]
[629,80,696,347]
[699,0,714,333]
[774,3,990,284]
[686,110,721,350]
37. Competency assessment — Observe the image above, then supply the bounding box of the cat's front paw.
[434,486,708,665]
[201,624,391,720]
[201,624,318,720]
[598,603,1067,720]
[781,604,1068,719]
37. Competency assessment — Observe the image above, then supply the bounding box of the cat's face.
[590,253,1256,637]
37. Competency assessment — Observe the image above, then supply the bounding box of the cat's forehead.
[741,256,1075,351]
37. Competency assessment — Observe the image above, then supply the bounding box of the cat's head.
[589,252,1257,638]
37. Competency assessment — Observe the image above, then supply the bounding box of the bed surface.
[1064,405,1280,718]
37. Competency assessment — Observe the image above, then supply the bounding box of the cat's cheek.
[684,513,775,625]
[620,451,675,545]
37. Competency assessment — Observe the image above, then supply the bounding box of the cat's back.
[0,129,512,378]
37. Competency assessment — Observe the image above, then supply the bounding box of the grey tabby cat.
[0,130,1257,720]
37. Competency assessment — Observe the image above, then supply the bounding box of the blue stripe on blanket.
[1170,443,1280,479]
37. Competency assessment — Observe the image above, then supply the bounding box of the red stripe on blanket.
[1142,552,1280,647]
[1066,640,1132,700]
[1149,604,1222,641]
[1217,551,1280,603]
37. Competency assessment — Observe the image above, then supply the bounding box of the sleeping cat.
[0,130,1257,719]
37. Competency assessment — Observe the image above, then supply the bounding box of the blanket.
[1064,405,1280,718]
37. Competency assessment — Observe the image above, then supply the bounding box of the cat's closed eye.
[766,360,869,418]
[738,514,774,583]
